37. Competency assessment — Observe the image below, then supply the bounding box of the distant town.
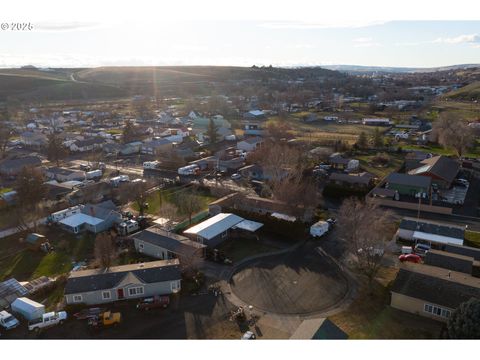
[0,63,479,339]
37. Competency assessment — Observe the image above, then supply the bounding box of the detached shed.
[25,233,46,250]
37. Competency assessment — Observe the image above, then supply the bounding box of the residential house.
[70,137,105,152]
[243,110,266,120]
[424,250,475,275]
[328,153,357,171]
[132,227,206,261]
[0,278,28,310]
[238,164,288,181]
[397,217,465,247]
[184,213,244,247]
[64,259,182,305]
[141,138,173,155]
[408,155,460,189]
[45,167,86,182]
[390,263,480,322]
[0,156,42,177]
[236,137,263,152]
[19,131,48,149]
[243,123,265,136]
[404,151,433,172]
[58,200,122,234]
[328,172,374,190]
[384,173,431,197]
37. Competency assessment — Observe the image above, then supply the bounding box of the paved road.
[0,218,47,239]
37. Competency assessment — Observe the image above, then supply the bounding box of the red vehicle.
[399,254,422,264]
[136,295,170,311]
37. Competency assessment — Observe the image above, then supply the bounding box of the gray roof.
[408,155,460,184]
[386,172,431,188]
[65,259,181,294]
[133,227,206,257]
[444,244,480,261]
[0,278,28,309]
[399,217,465,240]
[82,200,118,220]
[391,265,480,309]
[74,137,105,147]
[0,156,42,170]
[143,138,172,147]
[46,167,81,176]
[240,136,263,145]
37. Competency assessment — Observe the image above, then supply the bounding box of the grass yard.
[356,152,405,178]
[132,187,217,217]
[330,267,444,339]
[465,230,480,248]
[0,226,95,282]
[216,236,280,263]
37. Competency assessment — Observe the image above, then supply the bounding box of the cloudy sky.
[1,0,479,68]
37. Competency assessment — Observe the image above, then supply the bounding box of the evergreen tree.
[447,298,480,339]
[207,118,219,144]
[357,131,368,150]
[373,127,384,148]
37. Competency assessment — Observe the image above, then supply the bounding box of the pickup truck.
[136,295,170,311]
[28,311,67,332]
[0,310,20,330]
[88,311,121,328]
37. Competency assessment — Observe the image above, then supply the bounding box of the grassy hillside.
[445,81,480,101]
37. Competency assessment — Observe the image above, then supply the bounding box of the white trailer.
[143,161,160,169]
[178,164,199,176]
[48,206,83,223]
[117,219,140,236]
[85,169,103,180]
[11,297,45,321]
[110,175,130,187]
[309,221,330,238]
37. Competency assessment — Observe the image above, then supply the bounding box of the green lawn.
[216,237,280,263]
[0,228,95,281]
[356,153,405,178]
[132,187,217,217]
[465,230,480,248]
[330,267,443,339]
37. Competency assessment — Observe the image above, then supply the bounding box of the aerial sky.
[1,1,479,68]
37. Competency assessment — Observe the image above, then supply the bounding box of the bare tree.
[0,127,12,159]
[47,133,68,166]
[175,188,203,224]
[432,113,475,157]
[157,202,179,230]
[337,198,395,290]
[123,180,152,216]
[94,232,116,269]
[14,167,47,231]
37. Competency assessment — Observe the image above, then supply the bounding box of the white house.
[237,137,264,152]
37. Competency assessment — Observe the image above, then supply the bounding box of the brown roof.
[408,155,460,184]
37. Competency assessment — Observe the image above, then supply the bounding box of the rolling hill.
[444,81,480,101]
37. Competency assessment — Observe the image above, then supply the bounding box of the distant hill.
[0,65,343,103]
[444,81,480,101]
[322,64,480,74]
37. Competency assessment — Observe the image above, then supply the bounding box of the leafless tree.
[94,232,116,269]
[432,113,475,157]
[175,188,203,224]
[47,132,68,166]
[0,127,12,159]
[123,180,153,216]
[14,167,47,231]
[337,198,395,290]
[157,202,179,230]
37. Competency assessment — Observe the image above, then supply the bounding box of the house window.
[128,286,144,296]
[222,231,228,239]
[139,243,144,252]
[424,303,451,318]
[102,291,111,300]
[73,294,83,303]
[171,280,180,292]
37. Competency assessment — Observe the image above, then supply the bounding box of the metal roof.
[59,213,103,227]
[386,172,431,188]
[233,219,263,232]
[413,231,464,246]
[184,213,244,240]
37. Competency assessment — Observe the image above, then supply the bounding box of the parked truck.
[28,311,67,332]
[11,297,45,321]
[178,164,200,176]
[0,310,20,330]
[87,311,121,328]
[309,220,330,238]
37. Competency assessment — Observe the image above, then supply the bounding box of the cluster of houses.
[391,217,480,322]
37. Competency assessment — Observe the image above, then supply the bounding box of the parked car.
[0,311,20,330]
[399,253,422,263]
[414,243,431,257]
[28,311,67,332]
[241,330,256,340]
[136,295,170,311]
[230,173,242,180]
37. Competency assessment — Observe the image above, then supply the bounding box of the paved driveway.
[230,242,350,315]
